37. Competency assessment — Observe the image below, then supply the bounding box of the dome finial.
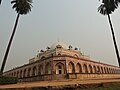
[51,41,69,49]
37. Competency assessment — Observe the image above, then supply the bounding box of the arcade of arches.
[4,60,120,79]
[3,42,120,81]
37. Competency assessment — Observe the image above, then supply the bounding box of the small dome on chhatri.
[51,41,69,49]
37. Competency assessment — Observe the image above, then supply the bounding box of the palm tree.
[0,0,32,75]
[0,0,1,5]
[98,0,120,67]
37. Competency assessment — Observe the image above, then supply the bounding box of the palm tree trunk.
[0,0,1,5]
[0,13,20,75]
[107,13,120,67]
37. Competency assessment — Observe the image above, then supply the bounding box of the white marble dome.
[51,41,69,49]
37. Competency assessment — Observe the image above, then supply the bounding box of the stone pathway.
[0,79,120,89]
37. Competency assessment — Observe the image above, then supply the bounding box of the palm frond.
[98,0,120,15]
[98,4,108,15]
[11,0,32,15]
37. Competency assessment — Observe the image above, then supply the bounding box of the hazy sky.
[0,0,120,71]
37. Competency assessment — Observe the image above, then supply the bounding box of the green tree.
[0,0,32,75]
[98,0,120,66]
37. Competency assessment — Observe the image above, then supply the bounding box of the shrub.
[0,76,18,85]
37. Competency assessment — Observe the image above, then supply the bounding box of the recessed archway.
[38,65,43,75]
[20,70,22,78]
[55,63,65,74]
[68,62,75,73]
[27,68,31,77]
[89,65,93,73]
[23,69,26,77]
[76,63,82,73]
[45,62,52,74]
[83,64,88,73]
[32,66,37,76]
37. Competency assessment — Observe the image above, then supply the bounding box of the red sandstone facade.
[3,42,120,81]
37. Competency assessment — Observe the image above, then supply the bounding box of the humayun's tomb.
[3,41,120,82]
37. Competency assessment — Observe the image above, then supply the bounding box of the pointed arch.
[20,70,22,78]
[17,71,19,78]
[23,69,26,77]
[89,64,93,73]
[83,64,88,73]
[76,63,82,73]
[14,72,16,77]
[27,68,31,77]
[45,62,52,74]
[38,65,43,75]
[68,62,75,73]
[32,66,37,76]
[97,66,100,73]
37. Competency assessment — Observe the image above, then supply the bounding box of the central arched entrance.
[55,63,65,74]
